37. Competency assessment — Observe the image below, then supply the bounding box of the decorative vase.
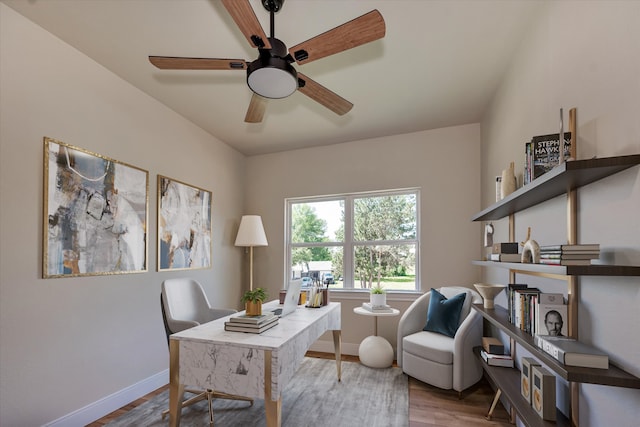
[473,283,507,309]
[501,162,517,199]
[245,301,262,316]
[370,293,386,307]
[521,239,541,264]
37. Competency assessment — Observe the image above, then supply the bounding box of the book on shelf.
[480,349,514,368]
[540,243,600,252]
[540,258,592,266]
[361,302,394,313]
[492,242,519,254]
[224,317,279,334]
[228,312,276,325]
[531,132,572,179]
[534,335,609,369]
[482,337,505,354]
[514,287,541,333]
[535,302,568,337]
[540,252,600,260]
[507,283,528,324]
[490,253,521,263]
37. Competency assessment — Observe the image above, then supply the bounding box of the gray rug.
[106,357,408,427]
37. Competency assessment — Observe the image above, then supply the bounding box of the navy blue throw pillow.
[423,288,467,338]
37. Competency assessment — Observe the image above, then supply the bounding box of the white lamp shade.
[235,215,268,247]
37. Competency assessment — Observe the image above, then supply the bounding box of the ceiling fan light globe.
[247,58,297,99]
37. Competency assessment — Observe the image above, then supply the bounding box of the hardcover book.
[229,312,276,324]
[532,132,572,179]
[521,357,541,404]
[480,349,514,368]
[482,337,505,354]
[224,318,279,334]
[536,303,568,337]
[534,335,609,369]
[362,302,394,313]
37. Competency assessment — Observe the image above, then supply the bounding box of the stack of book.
[490,242,520,263]
[480,337,513,367]
[224,312,278,334]
[539,244,600,266]
[361,302,394,313]
[507,285,568,337]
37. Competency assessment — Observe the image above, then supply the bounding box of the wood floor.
[87,352,512,427]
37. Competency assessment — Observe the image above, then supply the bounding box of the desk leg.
[169,339,184,427]
[264,350,282,427]
[332,330,342,382]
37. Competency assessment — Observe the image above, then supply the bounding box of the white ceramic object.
[370,293,386,307]
[473,283,507,309]
[358,335,394,368]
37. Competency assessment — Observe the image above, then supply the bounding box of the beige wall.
[481,2,640,426]
[244,124,482,354]
[0,5,246,426]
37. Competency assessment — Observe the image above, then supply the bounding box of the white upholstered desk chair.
[397,286,483,396]
[160,278,253,425]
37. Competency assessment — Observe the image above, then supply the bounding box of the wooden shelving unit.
[471,260,640,277]
[472,153,640,426]
[473,347,570,427]
[472,154,640,222]
[473,305,640,389]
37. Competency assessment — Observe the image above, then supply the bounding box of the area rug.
[106,357,408,427]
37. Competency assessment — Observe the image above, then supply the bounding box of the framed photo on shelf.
[43,137,149,278]
[157,175,212,271]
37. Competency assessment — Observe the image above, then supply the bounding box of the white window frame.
[285,188,420,293]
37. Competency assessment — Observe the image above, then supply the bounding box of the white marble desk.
[168,301,342,427]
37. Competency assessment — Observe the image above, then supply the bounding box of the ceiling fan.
[149,0,385,123]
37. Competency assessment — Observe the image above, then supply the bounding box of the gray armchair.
[160,278,252,425]
[397,286,483,394]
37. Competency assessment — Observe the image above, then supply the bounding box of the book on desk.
[225,313,279,333]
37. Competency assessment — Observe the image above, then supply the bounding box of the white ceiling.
[2,0,543,156]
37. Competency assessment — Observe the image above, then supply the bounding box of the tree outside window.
[286,190,418,291]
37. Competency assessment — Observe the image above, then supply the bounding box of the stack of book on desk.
[539,244,600,266]
[361,302,394,313]
[224,312,278,334]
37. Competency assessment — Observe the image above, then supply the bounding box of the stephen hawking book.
[532,132,572,179]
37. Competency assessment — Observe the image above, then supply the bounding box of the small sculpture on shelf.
[520,227,540,264]
[500,161,517,199]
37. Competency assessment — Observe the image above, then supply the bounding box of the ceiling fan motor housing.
[247,37,298,99]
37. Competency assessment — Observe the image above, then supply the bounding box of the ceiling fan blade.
[221,0,271,49]
[289,10,385,65]
[245,93,267,123]
[149,56,247,70]
[297,73,353,116]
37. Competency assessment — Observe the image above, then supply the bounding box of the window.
[286,189,419,292]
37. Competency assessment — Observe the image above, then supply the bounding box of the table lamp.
[235,215,268,291]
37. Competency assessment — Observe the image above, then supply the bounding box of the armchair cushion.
[423,288,466,338]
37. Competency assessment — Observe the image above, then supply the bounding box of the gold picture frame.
[157,175,212,271]
[43,137,149,278]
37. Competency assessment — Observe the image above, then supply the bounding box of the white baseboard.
[43,369,168,427]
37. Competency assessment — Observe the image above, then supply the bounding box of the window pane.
[353,194,416,241]
[353,244,416,290]
[290,246,343,288]
[291,200,344,243]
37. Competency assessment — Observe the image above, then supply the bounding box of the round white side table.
[353,306,400,368]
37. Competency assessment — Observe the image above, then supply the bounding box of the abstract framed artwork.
[157,175,212,271]
[43,137,149,278]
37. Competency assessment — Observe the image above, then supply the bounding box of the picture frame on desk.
[157,175,212,271]
[43,137,149,278]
